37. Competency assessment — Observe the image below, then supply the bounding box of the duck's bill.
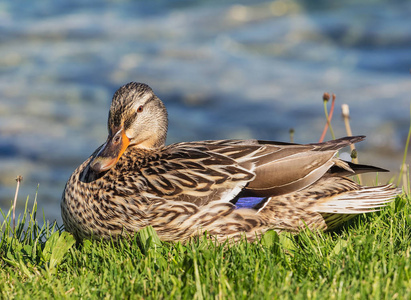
[90,131,130,173]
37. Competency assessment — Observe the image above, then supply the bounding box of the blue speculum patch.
[234,197,268,209]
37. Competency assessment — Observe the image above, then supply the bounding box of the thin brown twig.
[319,93,336,143]
[13,175,23,231]
[65,287,75,295]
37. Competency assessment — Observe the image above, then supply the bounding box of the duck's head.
[90,82,168,173]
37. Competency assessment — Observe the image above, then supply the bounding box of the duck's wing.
[139,143,255,206]
[210,136,368,197]
[138,136,367,207]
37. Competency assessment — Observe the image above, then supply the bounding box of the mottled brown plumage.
[61,82,400,242]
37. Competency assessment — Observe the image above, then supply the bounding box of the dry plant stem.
[289,128,295,143]
[319,94,336,143]
[342,104,357,159]
[342,104,362,185]
[397,102,411,188]
[13,175,23,231]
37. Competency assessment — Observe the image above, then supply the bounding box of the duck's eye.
[113,135,121,144]
[137,106,143,113]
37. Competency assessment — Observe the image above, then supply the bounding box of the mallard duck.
[61,82,399,242]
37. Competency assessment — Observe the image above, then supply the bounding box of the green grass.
[0,192,410,299]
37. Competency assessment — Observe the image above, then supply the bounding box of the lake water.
[1,0,410,224]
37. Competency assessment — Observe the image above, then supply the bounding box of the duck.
[61,82,400,242]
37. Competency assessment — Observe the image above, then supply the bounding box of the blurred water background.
[0,0,410,224]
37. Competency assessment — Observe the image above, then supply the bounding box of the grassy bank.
[0,191,410,299]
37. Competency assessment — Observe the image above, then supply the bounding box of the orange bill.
[90,130,130,173]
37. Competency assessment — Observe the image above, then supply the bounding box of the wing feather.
[125,136,365,207]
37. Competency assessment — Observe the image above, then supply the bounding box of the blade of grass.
[397,102,411,188]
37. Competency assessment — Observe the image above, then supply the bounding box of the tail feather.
[315,184,398,214]
[314,184,400,230]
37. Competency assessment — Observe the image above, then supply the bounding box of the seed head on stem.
[319,93,336,142]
